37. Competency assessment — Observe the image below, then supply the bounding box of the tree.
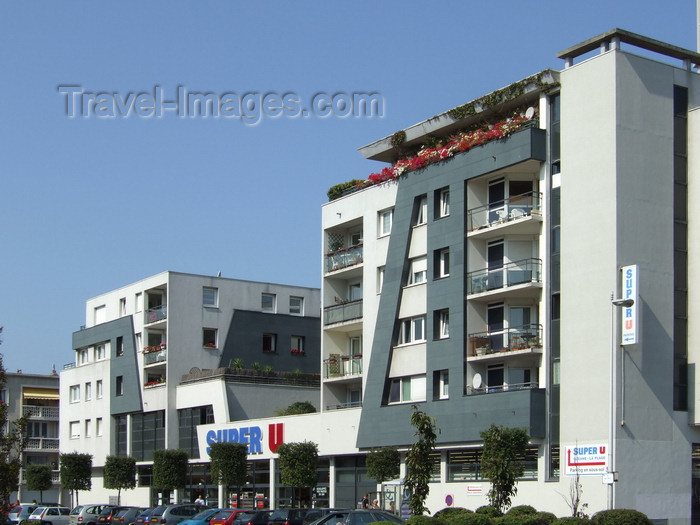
[274,401,317,416]
[0,334,29,522]
[153,449,189,501]
[60,452,93,507]
[479,424,529,513]
[26,464,53,503]
[366,447,400,484]
[209,442,248,505]
[277,441,318,507]
[103,455,136,505]
[404,406,439,516]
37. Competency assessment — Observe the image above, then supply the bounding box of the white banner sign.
[620,264,638,345]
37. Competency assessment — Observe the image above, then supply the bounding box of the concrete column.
[269,457,276,509]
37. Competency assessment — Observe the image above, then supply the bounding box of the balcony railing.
[468,324,543,356]
[467,192,542,231]
[145,304,167,324]
[467,381,539,395]
[25,437,59,450]
[23,406,59,419]
[325,401,363,410]
[324,300,363,325]
[21,469,60,483]
[323,355,363,379]
[467,258,542,294]
[325,244,363,273]
[144,348,167,365]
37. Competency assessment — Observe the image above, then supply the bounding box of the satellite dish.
[525,107,535,120]
[472,373,482,389]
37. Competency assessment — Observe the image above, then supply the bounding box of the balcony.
[144,378,166,389]
[21,469,60,483]
[323,355,363,379]
[23,406,59,419]
[145,304,167,324]
[325,244,363,273]
[467,381,540,395]
[467,192,543,238]
[467,258,542,300]
[143,347,167,365]
[324,300,363,326]
[25,437,59,451]
[325,401,363,411]
[467,324,543,358]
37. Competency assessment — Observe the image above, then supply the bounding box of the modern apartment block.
[60,271,320,506]
[319,29,700,522]
[1,370,62,504]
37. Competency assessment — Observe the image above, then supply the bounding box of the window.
[262,293,276,312]
[96,344,106,360]
[415,195,427,225]
[135,333,142,353]
[94,305,106,325]
[0,390,5,404]
[135,292,143,312]
[434,309,449,339]
[349,336,362,356]
[434,370,449,400]
[96,417,103,437]
[408,257,427,285]
[289,296,304,315]
[84,382,92,401]
[116,336,124,356]
[77,348,89,365]
[263,333,277,353]
[116,376,124,396]
[85,419,92,438]
[388,375,426,403]
[436,248,450,278]
[399,316,426,345]
[119,297,127,316]
[447,449,482,481]
[69,385,80,403]
[377,266,385,293]
[349,229,362,246]
[203,328,217,348]
[69,421,80,439]
[96,380,103,399]
[291,336,304,353]
[203,287,218,307]
[379,208,393,236]
[348,282,362,301]
[438,187,450,217]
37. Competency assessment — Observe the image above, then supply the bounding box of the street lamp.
[608,296,634,509]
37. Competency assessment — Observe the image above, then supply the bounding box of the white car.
[28,507,72,525]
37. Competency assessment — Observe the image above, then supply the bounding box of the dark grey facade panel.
[357,127,546,449]
[72,317,142,415]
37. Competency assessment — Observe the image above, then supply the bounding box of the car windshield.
[191,509,216,521]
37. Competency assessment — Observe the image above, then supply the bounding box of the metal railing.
[20,469,60,483]
[25,437,59,450]
[467,324,543,355]
[325,401,363,410]
[324,300,363,325]
[325,244,363,273]
[466,381,539,395]
[467,191,542,231]
[145,304,167,323]
[144,349,167,365]
[323,355,363,379]
[467,258,542,294]
[23,406,59,419]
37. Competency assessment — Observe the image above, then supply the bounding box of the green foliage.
[553,518,591,524]
[153,449,189,490]
[366,447,400,484]
[232,358,244,369]
[277,441,318,496]
[476,506,502,518]
[448,514,491,525]
[405,406,439,516]
[479,425,529,513]
[590,509,652,525]
[390,130,407,147]
[26,464,53,501]
[534,512,557,524]
[60,452,93,495]
[495,514,551,525]
[506,506,536,516]
[209,442,248,490]
[327,180,364,201]
[275,401,317,416]
[103,455,136,504]
[405,516,438,525]
[433,508,473,518]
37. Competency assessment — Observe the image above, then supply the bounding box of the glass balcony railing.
[145,304,167,323]
[144,348,167,365]
[468,324,543,356]
[325,244,363,272]
[323,355,363,379]
[467,381,540,395]
[324,300,363,325]
[467,192,542,231]
[467,258,542,294]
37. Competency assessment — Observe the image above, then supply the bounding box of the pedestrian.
[361,494,369,509]
[194,495,204,505]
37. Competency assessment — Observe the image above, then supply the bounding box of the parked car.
[267,509,311,525]
[28,506,71,525]
[209,510,251,525]
[134,509,154,525]
[301,509,349,525]
[8,504,39,525]
[115,508,149,525]
[150,505,201,525]
[70,505,114,525]
[306,510,403,525]
[178,508,224,525]
[98,507,138,525]
[233,511,272,525]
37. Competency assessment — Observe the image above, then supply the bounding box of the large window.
[69,385,80,403]
[289,296,304,315]
[399,316,426,345]
[415,195,427,225]
[203,328,217,348]
[388,375,426,403]
[408,257,427,285]
[84,382,92,401]
[436,248,450,278]
[77,348,89,365]
[69,421,80,439]
[131,410,166,461]
[379,209,393,237]
[291,335,304,353]
[263,333,277,353]
[96,380,103,399]
[179,406,214,459]
[96,344,106,360]
[434,309,449,339]
[438,187,450,218]
[203,287,218,307]
[262,293,276,312]
[116,376,124,396]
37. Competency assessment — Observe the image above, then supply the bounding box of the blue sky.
[0,1,696,374]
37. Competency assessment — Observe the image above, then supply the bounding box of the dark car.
[307,510,402,525]
[233,511,272,525]
[98,507,137,525]
[301,509,349,525]
[267,509,311,525]
[178,508,225,525]
[115,508,149,525]
[8,504,38,525]
[70,505,115,525]
[150,505,201,525]
[134,509,154,525]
